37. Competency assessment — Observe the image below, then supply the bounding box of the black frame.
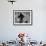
[13,10,33,26]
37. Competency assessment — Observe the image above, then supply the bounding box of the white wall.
[0,0,46,42]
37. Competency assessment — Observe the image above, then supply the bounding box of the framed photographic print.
[13,10,32,26]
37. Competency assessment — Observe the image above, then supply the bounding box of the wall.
[0,0,46,42]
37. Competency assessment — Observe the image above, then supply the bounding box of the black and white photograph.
[13,10,32,25]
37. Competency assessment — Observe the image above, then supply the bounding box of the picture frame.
[13,10,33,26]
